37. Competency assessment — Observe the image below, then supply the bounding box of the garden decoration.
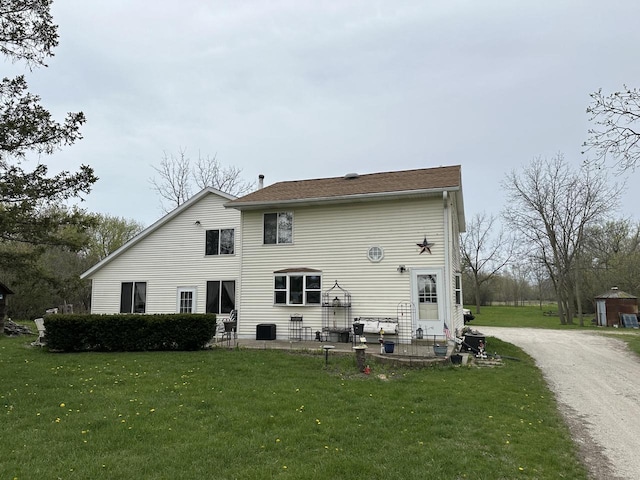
[416,236,434,254]
[475,340,488,359]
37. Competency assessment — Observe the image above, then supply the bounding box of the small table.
[322,345,335,365]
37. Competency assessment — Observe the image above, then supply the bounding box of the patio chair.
[219,310,237,346]
[32,318,46,346]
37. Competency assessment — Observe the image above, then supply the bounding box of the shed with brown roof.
[595,287,638,327]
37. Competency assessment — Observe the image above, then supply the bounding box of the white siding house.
[81,166,466,344]
[226,165,465,342]
[81,188,241,318]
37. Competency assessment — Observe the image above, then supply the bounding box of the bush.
[43,314,217,352]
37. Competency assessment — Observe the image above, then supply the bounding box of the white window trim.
[274,272,321,306]
[177,287,197,313]
[455,273,462,306]
[263,212,294,245]
[205,228,235,256]
[121,281,147,314]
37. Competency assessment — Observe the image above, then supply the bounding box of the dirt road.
[479,327,640,480]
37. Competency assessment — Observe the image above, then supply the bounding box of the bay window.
[274,271,321,305]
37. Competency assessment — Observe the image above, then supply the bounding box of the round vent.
[367,246,384,263]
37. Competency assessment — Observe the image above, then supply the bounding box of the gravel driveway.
[480,327,640,480]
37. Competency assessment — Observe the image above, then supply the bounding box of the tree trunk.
[557,298,566,325]
[474,276,481,314]
[575,265,585,327]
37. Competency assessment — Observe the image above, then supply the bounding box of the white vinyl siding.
[89,193,241,314]
[450,194,464,333]
[236,196,446,338]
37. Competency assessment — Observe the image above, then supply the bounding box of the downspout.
[443,191,451,336]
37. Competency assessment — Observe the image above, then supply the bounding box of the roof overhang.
[226,187,459,210]
[226,186,465,232]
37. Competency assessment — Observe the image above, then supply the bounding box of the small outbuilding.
[0,281,15,334]
[594,287,638,327]
[0,281,14,308]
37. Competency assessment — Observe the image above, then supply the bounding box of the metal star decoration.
[417,236,434,254]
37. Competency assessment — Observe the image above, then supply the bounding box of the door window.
[417,274,439,321]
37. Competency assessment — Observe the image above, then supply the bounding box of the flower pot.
[433,345,447,357]
[450,354,463,364]
[383,340,395,354]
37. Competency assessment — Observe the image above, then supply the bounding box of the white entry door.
[411,269,444,337]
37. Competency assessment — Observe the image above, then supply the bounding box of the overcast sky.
[8,0,640,227]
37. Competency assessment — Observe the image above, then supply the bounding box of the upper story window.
[206,229,234,255]
[264,212,293,244]
[120,282,147,313]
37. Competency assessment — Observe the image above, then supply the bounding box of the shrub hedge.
[43,314,217,352]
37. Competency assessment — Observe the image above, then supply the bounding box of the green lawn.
[466,304,598,329]
[1,330,587,479]
[467,304,640,356]
[615,332,640,356]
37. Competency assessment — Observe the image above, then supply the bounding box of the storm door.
[411,269,444,337]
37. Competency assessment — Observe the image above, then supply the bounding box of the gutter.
[225,186,461,210]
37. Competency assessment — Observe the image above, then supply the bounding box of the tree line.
[462,81,640,325]
[462,154,640,325]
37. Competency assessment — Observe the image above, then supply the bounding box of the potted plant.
[432,333,447,357]
[433,343,447,357]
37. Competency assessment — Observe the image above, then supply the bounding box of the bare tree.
[460,212,517,313]
[503,154,619,325]
[583,85,640,172]
[193,153,254,195]
[149,149,255,213]
[149,149,192,213]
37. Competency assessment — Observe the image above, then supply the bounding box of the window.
[367,246,384,262]
[417,274,437,303]
[206,281,236,314]
[206,229,235,255]
[120,282,147,313]
[274,273,321,305]
[264,212,293,244]
[178,287,196,313]
[455,274,462,305]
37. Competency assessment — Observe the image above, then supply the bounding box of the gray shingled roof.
[226,165,461,208]
[595,287,637,299]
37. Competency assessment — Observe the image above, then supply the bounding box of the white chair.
[32,318,46,346]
